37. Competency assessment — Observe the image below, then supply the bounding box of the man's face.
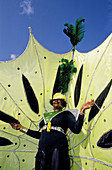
[53,99,63,111]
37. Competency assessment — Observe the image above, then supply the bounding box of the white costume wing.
[0,28,111,170]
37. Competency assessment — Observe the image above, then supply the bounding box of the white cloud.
[20,0,34,15]
[10,54,17,60]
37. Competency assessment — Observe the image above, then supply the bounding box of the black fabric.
[0,111,20,124]
[39,111,84,133]
[0,137,13,146]
[35,147,70,170]
[97,130,112,148]
[27,129,41,139]
[51,148,59,170]
[26,110,84,170]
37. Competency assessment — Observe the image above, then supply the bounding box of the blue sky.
[0,0,112,61]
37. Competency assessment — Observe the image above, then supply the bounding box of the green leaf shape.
[63,17,85,48]
[57,58,77,94]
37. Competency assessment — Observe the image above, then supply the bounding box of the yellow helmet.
[50,93,66,107]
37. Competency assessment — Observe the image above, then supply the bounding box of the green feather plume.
[57,59,77,94]
[63,17,85,48]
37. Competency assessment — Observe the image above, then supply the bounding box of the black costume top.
[26,109,84,151]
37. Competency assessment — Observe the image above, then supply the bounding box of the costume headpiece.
[50,17,85,107]
[50,93,66,107]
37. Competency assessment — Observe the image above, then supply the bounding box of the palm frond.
[73,17,85,46]
[63,17,85,48]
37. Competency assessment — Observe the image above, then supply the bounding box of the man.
[10,93,94,170]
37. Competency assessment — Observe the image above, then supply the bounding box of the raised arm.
[67,99,94,134]
[80,99,94,114]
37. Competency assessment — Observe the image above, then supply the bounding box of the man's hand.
[10,123,22,130]
[81,99,94,113]
[10,123,28,133]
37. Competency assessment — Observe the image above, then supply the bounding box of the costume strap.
[39,125,65,134]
